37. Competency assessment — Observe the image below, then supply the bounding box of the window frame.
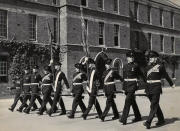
[0,60,8,83]
[29,14,37,41]
[160,35,164,53]
[81,0,88,7]
[98,0,104,10]
[114,24,120,47]
[98,22,105,45]
[0,9,8,39]
[113,0,119,13]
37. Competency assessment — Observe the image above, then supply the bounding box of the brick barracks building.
[0,0,180,95]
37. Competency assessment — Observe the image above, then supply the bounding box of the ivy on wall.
[0,40,65,81]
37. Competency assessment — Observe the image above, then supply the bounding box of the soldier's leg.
[51,91,60,112]
[111,97,119,118]
[146,93,160,125]
[94,98,102,117]
[83,96,95,118]
[101,96,111,120]
[18,94,30,111]
[36,95,42,105]
[24,94,37,113]
[78,96,86,113]
[10,93,21,110]
[39,92,50,114]
[59,97,66,113]
[132,95,141,119]
[120,92,133,124]
[29,95,38,109]
[69,95,79,117]
[156,104,165,122]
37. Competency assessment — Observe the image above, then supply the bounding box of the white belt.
[42,84,52,86]
[73,83,82,86]
[124,79,138,82]
[31,83,39,85]
[147,80,161,83]
[104,82,115,85]
[23,83,31,86]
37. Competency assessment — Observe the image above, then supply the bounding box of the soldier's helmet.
[148,51,159,58]
[105,58,112,65]
[43,65,52,73]
[54,61,62,66]
[33,65,39,69]
[87,58,95,64]
[126,50,135,58]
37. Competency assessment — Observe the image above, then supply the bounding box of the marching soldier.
[37,65,54,115]
[8,76,27,112]
[143,51,175,129]
[47,61,70,116]
[82,58,102,120]
[24,65,42,114]
[100,58,124,122]
[120,51,142,125]
[17,67,38,112]
[67,63,87,119]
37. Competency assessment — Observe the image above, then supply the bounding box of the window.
[160,35,164,52]
[29,14,37,41]
[147,5,151,24]
[160,9,163,26]
[53,0,57,5]
[114,24,119,46]
[84,19,88,35]
[98,0,104,9]
[171,37,175,53]
[0,10,7,38]
[171,12,174,28]
[134,2,139,21]
[81,0,87,6]
[114,0,119,13]
[148,33,152,50]
[134,31,139,49]
[99,22,104,45]
[53,18,57,43]
[0,59,8,83]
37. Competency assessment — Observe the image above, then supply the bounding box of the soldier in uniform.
[100,59,124,122]
[120,51,142,125]
[24,65,42,114]
[17,67,38,112]
[47,61,70,116]
[37,65,54,115]
[82,58,102,120]
[8,76,27,112]
[143,51,175,129]
[67,63,87,119]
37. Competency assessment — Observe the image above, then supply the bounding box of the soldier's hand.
[172,84,175,88]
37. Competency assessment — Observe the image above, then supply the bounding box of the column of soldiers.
[8,50,175,129]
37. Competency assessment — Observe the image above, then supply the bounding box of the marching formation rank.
[8,49,175,129]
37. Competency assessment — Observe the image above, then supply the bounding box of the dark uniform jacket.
[88,67,100,96]
[72,72,87,95]
[41,73,53,94]
[54,70,70,92]
[11,80,22,94]
[103,69,123,95]
[31,73,42,93]
[145,63,173,94]
[123,62,142,93]
[23,73,31,93]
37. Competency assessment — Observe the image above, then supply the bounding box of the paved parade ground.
[0,88,180,131]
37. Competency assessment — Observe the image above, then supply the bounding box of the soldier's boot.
[47,109,53,117]
[67,114,74,119]
[59,111,66,116]
[8,107,14,112]
[17,108,23,112]
[24,108,31,114]
[81,114,87,120]
[143,121,151,129]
